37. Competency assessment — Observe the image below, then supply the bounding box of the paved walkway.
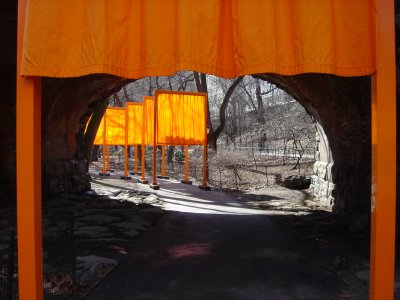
[85,173,367,300]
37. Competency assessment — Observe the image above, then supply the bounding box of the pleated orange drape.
[94,107,125,145]
[127,102,143,145]
[21,0,375,78]
[143,96,154,145]
[157,91,206,145]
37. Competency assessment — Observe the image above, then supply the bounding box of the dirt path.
[84,175,373,299]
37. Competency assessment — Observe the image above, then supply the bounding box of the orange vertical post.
[158,145,169,179]
[102,145,107,173]
[185,146,189,180]
[161,145,166,177]
[200,95,210,190]
[133,144,139,174]
[181,145,192,184]
[121,108,130,179]
[370,0,397,299]
[139,101,148,184]
[151,93,159,189]
[139,145,148,183]
[101,111,107,175]
[106,145,112,172]
[17,0,44,299]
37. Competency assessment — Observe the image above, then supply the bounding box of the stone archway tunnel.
[2,1,399,220]
[2,73,373,218]
[1,1,400,298]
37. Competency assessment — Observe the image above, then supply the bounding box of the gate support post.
[17,1,44,299]
[370,0,397,299]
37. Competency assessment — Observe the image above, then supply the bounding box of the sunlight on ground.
[91,172,312,216]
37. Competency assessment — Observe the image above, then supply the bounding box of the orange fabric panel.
[143,96,154,145]
[93,116,104,145]
[21,0,375,78]
[156,91,206,146]
[94,107,125,145]
[126,103,143,145]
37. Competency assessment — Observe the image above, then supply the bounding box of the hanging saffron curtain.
[94,107,126,145]
[143,96,154,145]
[157,91,206,145]
[21,0,374,78]
[127,102,143,145]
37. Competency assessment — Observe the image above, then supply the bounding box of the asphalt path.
[85,177,354,300]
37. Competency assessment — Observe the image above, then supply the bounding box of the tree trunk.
[167,146,174,163]
[122,86,130,102]
[256,79,265,124]
[213,77,244,150]
[193,71,217,150]
[113,93,123,107]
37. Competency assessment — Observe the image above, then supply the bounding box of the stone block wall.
[42,159,91,195]
[310,161,335,207]
[309,122,335,208]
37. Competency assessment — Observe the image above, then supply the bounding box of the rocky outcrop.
[283,175,311,190]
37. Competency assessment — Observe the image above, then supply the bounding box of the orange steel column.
[101,111,107,175]
[102,145,107,173]
[370,0,397,299]
[161,145,166,176]
[133,145,139,174]
[200,95,210,190]
[139,103,148,184]
[150,94,159,189]
[121,108,130,179]
[185,146,189,180]
[157,145,169,179]
[139,145,148,183]
[106,145,111,171]
[17,0,44,299]
[181,145,192,184]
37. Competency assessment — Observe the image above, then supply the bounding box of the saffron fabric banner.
[21,0,374,78]
[94,107,125,145]
[156,91,207,145]
[127,103,143,145]
[143,96,154,145]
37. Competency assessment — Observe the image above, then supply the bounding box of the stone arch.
[37,73,371,216]
[257,74,371,216]
[0,1,381,217]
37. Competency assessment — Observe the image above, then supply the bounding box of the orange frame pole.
[151,93,159,189]
[134,144,139,174]
[370,0,397,299]
[17,0,44,299]
[181,145,192,184]
[184,145,189,181]
[141,145,146,181]
[122,107,130,179]
[161,145,166,177]
[102,111,107,175]
[139,99,148,184]
[200,95,209,189]
[152,99,157,185]
[106,145,111,171]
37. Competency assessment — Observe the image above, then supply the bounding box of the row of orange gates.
[91,90,210,190]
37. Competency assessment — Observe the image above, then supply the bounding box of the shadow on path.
[84,172,374,299]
